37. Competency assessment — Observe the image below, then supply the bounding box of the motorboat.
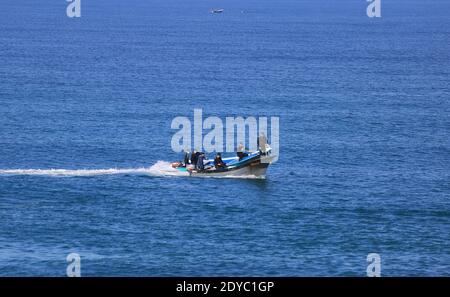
[171,137,275,178]
[211,9,224,14]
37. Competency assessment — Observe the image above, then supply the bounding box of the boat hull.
[173,145,274,178]
[175,153,274,178]
[189,161,269,178]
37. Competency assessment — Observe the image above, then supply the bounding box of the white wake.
[0,161,187,177]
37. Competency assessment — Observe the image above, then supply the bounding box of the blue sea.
[0,0,449,276]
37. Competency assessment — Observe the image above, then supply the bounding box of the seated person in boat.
[237,143,249,160]
[214,153,227,169]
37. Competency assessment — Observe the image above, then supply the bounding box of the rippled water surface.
[0,0,449,275]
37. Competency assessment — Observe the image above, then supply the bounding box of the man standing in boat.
[196,152,206,171]
[191,150,200,169]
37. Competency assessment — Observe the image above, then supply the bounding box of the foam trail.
[147,161,189,177]
[0,168,151,177]
[0,161,187,177]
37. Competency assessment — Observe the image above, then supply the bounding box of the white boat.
[211,9,224,14]
[171,136,275,178]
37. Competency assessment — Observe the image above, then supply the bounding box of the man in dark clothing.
[237,151,248,161]
[183,151,190,166]
[191,150,200,168]
[196,153,205,170]
[214,153,227,169]
[237,144,248,160]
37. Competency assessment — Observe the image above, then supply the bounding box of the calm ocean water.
[0,0,449,276]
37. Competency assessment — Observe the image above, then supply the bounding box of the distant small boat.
[211,9,224,14]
